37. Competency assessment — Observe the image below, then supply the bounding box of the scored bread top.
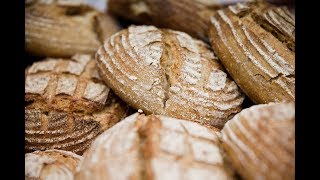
[208,2,295,104]
[96,25,244,128]
[25,149,82,180]
[75,113,235,180]
[26,54,110,113]
[25,2,120,57]
[221,103,295,180]
[25,54,129,154]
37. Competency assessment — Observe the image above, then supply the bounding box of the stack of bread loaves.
[25,0,295,179]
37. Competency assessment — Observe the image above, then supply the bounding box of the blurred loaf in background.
[25,0,120,57]
[107,0,255,42]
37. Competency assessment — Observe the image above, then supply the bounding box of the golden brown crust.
[26,54,109,113]
[221,103,295,180]
[25,2,120,57]
[25,149,82,180]
[251,3,295,51]
[96,25,244,128]
[208,2,295,104]
[75,113,236,180]
[108,0,254,41]
[25,54,129,154]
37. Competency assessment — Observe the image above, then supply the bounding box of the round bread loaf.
[108,0,254,41]
[221,103,294,180]
[208,2,295,104]
[25,54,129,154]
[96,25,244,128]
[25,149,82,180]
[75,113,235,180]
[25,1,120,57]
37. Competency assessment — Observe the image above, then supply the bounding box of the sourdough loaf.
[108,0,254,41]
[25,54,128,154]
[96,25,244,128]
[75,113,235,180]
[25,1,120,57]
[221,103,295,180]
[208,2,295,103]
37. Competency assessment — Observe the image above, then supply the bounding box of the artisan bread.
[25,1,120,57]
[75,113,235,180]
[221,103,295,180]
[96,25,244,128]
[108,0,254,41]
[25,54,128,154]
[208,2,295,104]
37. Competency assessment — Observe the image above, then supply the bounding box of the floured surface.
[75,113,235,180]
[97,25,244,128]
[221,103,295,180]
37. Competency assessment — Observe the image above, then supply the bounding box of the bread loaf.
[25,54,128,154]
[108,0,254,41]
[25,1,120,57]
[208,2,295,104]
[75,113,235,180]
[96,25,244,128]
[25,149,82,180]
[221,103,295,180]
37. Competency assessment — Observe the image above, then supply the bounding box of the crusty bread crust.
[221,103,295,180]
[25,2,120,57]
[25,149,82,180]
[25,54,129,154]
[108,0,254,41]
[96,25,244,128]
[208,2,295,104]
[76,113,235,180]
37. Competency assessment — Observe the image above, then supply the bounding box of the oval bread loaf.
[25,149,82,180]
[208,2,295,104]
[221,103,295,180]
[25,54,129,154]
[25,1,120,57]
[96,25,244,128]
[75,113,235,180]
